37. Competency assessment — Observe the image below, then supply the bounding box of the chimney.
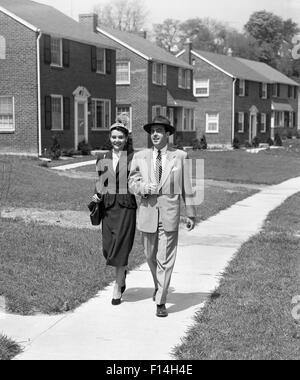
[79,13,98,33]
[137,30,147,39]
[184,38,193,65]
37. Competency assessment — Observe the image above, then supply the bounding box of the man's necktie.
[155,150,162,185]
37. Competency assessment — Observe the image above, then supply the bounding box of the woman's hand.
[92,194,102,203]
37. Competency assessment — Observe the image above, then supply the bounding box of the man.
[129,115,197,318]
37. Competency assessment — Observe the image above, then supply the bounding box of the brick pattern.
[0,12,38,155]
[40,37,116,151]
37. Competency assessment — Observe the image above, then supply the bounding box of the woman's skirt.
[102,199,136,267]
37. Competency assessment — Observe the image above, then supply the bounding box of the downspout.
[36,30,42,156]
[232,78,237,144]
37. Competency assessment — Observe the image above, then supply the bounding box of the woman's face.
[110,129,127,152]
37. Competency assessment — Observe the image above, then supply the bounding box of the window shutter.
[45,96,52,130]
[106,49,112,75]
[293,112,297,127]
[235,79,240,96]
[266,113,271,129]
[62,39,70,67]
[294,86,298,99]
[91,46,97,72]
[259,83,262,98]
[245,81,249,96]
[244,112,249,130]
[163,65,167,86]
[44,34,51,65]
[152,63,157,84]
[235,112,239,131]
[277,84,281,97]
[288,86,292,98]
[63,97,71,130]
[267,84,271,99]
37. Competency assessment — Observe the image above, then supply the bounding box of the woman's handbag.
[88,201,104,226]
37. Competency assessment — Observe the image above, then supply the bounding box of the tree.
[153,19,181,52]
[93,0,148,32]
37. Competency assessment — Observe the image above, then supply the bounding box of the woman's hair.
[109,126,134,154]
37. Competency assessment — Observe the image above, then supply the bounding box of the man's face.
[150,126,170,149]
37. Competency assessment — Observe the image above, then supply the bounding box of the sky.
[37,0,300,31]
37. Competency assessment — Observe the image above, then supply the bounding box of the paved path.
[1,177,300,360]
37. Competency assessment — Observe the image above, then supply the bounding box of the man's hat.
[143,115,175,135]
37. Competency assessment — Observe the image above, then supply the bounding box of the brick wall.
[0,12,38,155]
[115,47,149,149]
[181,51,233,146]
[40,36,116,151]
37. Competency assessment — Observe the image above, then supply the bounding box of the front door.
[250,114,257,141]
[77,102,86,144]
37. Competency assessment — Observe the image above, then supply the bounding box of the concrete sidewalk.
[1,176,300,360]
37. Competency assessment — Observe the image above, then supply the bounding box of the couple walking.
[93,116,196,318]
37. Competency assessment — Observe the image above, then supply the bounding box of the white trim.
[232,78,236,142]
[74,100,89,149]
[238,112,245,133]
[37,32,42,156]
[205,112,219,134]
[239,79,245,97]
[175,49,185,58]
[96,47,106,74]
[0,6,38,32]
[50,95,64,131]
[191,50,234,79]
[116,61,131,85]
[50,37,63,68]
[261,113,267,133]
[0,95,15,133]
[97,27,150,61]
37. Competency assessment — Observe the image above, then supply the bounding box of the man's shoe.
[156,304,168,318]
[153,288,158,302]
[111,298,121,306]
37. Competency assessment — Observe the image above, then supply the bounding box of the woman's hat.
[110,113,130,133]
[143,115,175,135]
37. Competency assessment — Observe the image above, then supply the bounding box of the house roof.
[97,25,193,69]
[0,0,115,49]
[186,49,299,86]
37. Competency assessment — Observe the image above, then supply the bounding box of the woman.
[93,122,137,306]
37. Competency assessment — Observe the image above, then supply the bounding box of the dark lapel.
[159,147,177,189]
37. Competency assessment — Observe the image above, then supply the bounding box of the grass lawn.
[0,335,21,360]
[174,192,300,360]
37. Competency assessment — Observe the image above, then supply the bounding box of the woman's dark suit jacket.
[95,151,137,210]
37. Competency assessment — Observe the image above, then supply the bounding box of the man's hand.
[186,217,196,231]
[92,193,102,203]
[145,183,158,195]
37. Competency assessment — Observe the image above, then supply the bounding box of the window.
[275,111,284,127]
[194,79,209,97]
[239,80,245,96]
[0,36,6,59]
[261,113,267,133]
[206,113,219,133]
[152,105,167,119]
[0,96,14,132]
[51,95,63,130]
[238,112,245,133]
[116,106,132,132]
[96,48,106,74]
[179,69,192,89]
[183,108,195,131]
[152,63,167,85]
[116,61,130,84]
[273,84,280,98]
[51,37,62,67]
[92,99,111,129]
[262,83,267,99]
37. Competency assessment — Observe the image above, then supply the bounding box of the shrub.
[62,148,77,157]
[245,141,252,149]
[78,140,92,156]
[252,136,260,148]
[191,138,201,150]
[287,130,293,139]
[50,135,61,160]
[200,135,207,150]
[232,137,240,149]
[267,137,274,146]
[274,133,283,147]
[296,131,300,139]
[174,137,184,150]
[100,139,112,150]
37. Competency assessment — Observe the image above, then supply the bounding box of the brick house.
[80,15,197,148]
[0,0,116,156]
[177,43,299,147]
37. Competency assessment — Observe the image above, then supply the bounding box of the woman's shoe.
[111,298,121,306]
